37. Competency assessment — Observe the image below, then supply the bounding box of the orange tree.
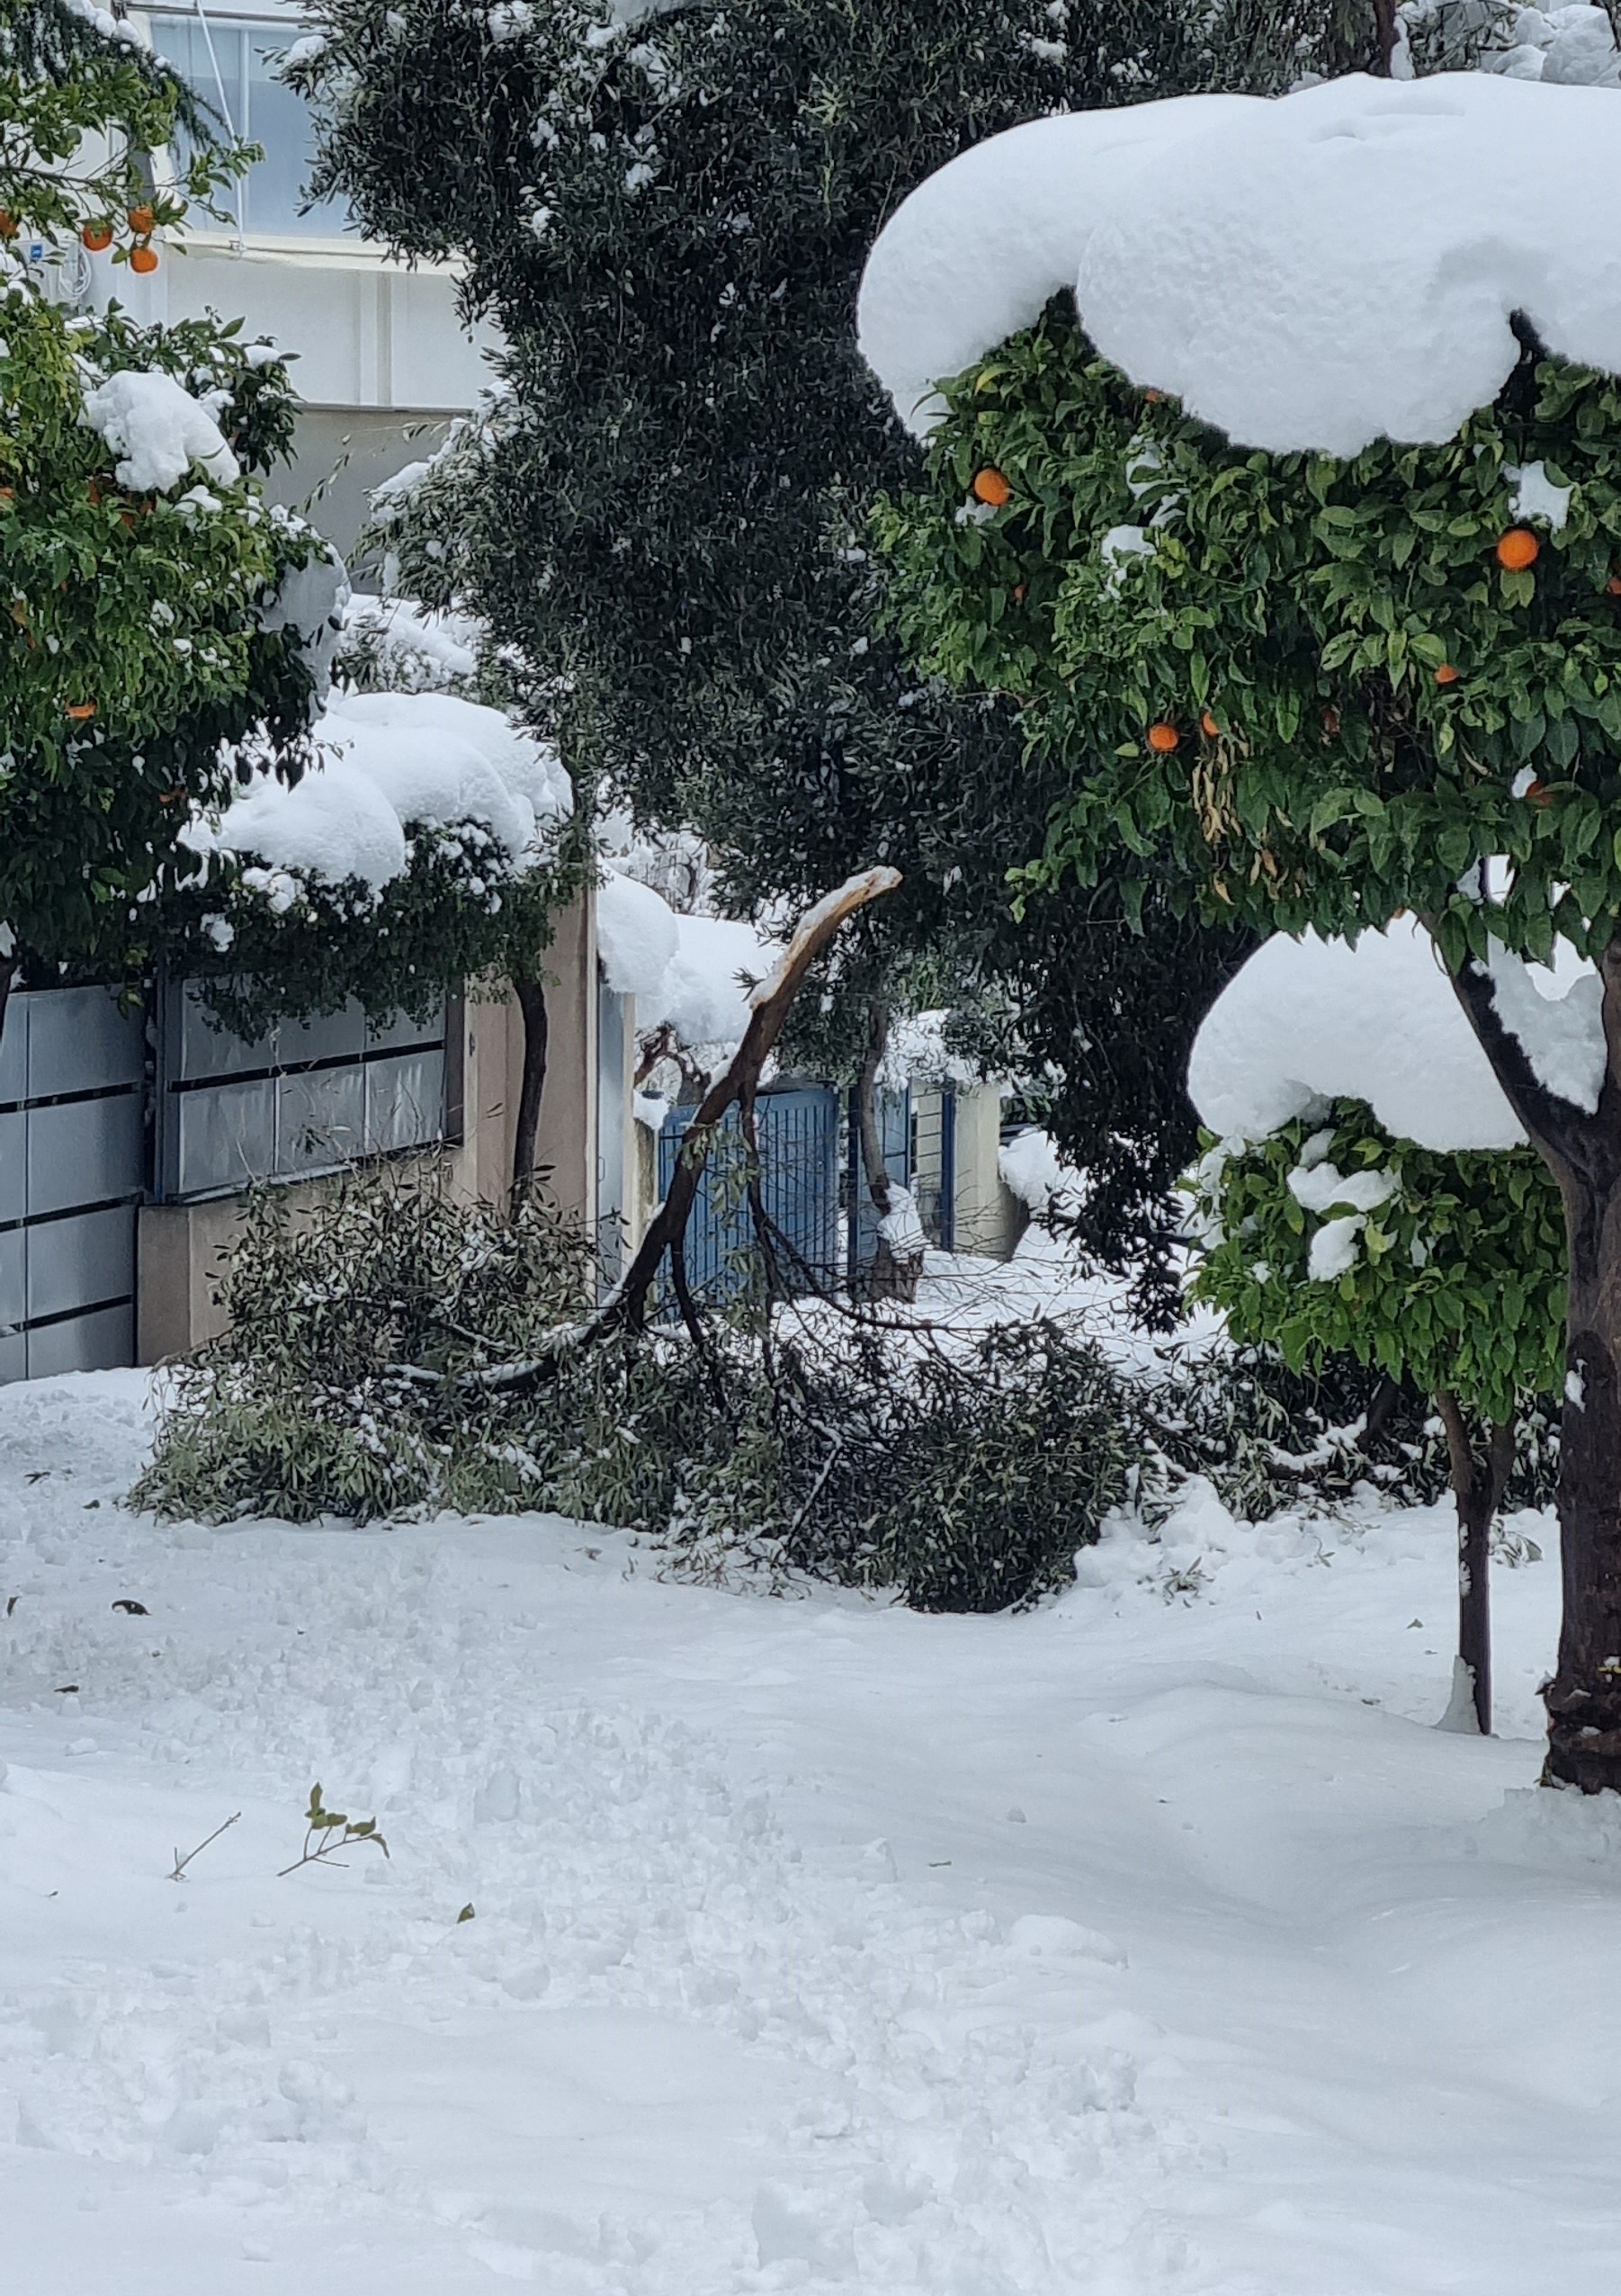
[1188,1102,1566,1735]
[1,0,246,267]
[1,1,332,1045]
[875,305,1621,1789]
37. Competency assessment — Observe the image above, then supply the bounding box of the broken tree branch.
[407,866,902,1395]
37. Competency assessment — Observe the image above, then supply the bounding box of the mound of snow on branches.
[1188,920,1523,1151]
[80,369,240,492]
[1188,918,1611,1150]
[597,868,778,1057]
[860,71,1621,455]
[189,693,571,894]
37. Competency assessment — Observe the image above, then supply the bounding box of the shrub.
[139,1169,1554,1608]
[136,1170,1139,1610]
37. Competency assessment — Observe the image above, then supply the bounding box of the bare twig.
[169,1810,240,1882]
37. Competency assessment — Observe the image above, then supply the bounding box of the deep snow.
[4,1366,1619,2294]
[859,72,1621,456]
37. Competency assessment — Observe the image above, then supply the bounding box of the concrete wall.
[136,889,605,1361]
[952,1084,1023,1260]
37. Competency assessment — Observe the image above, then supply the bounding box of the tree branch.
[1437,933,1604,1182]
[407,867,902,1393]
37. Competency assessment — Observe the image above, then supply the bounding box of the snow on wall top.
[596,867,680,1000]
[192,691,571,894]
[1187,919,1527,1152]
[860,70,1621,457]
[596,867,778,1055]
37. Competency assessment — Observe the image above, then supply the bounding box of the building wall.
[136,890,604,1361]
[952,1084,1024,1260]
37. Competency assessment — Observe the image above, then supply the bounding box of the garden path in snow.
[2,1370,1617,2293]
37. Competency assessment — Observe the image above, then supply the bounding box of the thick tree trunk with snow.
[1433,1395,1513,1737]
[510,973,551,1204]
[1545,1164,1621,1787]
[854,1001,922,1305]
[1447,937,1621,1787]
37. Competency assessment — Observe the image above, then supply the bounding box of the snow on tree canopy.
[188,692,571,894]
[859,72,1621,456]
[1187,919,1527,1152]
[80,369,241,493]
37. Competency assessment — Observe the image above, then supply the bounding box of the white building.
[125,1,496,552]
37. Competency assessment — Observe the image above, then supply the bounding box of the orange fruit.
[1011,582,1027,604]
[1607,576,1621,596]
[1147,721,1180,753]
[1435,662,1460,686]
[130,245,159,274]
[0,211,16,239]
[127,204,156,236]
[1496,527,1539,570]
[1199,711,1221,739]
[65,703,96,722]
[82,221,113,253]
[972,466,1012,507]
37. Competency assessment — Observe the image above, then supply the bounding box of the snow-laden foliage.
[1187,1104,1566,1427]
[861,72,1621,460]
[130,1163,1555,1606]
[874,309,1621,975]
[0,4,330,1002]
[1,291,325,990]
[136,1167,1142,1613]
[165,690,585,1044]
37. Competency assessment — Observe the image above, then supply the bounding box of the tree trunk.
[510,973,551,1205]
[854,1000,921,1304]
[1545,1168,1621,1788]
[1434,1395,1514,1736]
[1444,937,1621,1787]
[1370,0,1399,73]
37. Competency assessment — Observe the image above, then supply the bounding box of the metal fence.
[657,1085,842,1310]
[152,980,456,1204]
[0,977,460,1387]
[0,986,145,1383]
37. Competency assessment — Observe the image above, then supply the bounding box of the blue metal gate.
[657,1085,840,1310]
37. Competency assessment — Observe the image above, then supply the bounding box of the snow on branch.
[860,73,1621,456]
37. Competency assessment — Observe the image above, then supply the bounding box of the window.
[147,10,352,238]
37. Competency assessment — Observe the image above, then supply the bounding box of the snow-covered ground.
[3,1368,1617,2294]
